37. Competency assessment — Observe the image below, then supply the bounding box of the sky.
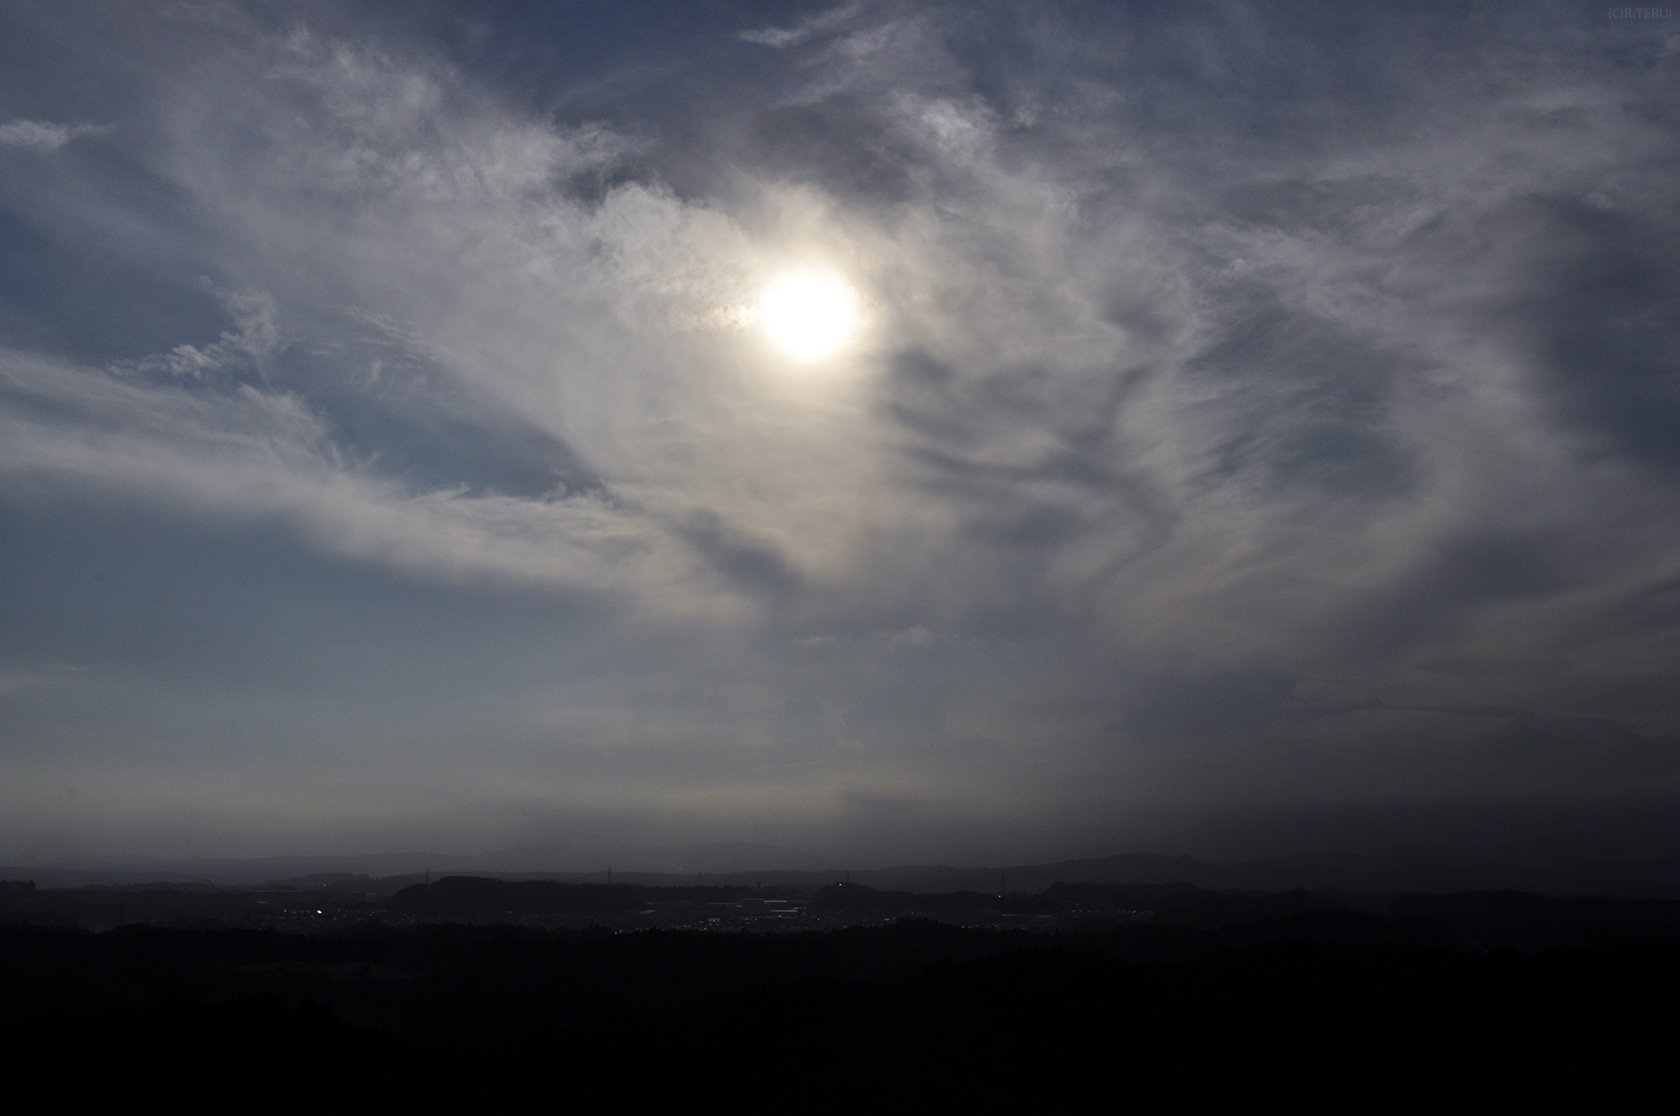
[1,1,1678,869]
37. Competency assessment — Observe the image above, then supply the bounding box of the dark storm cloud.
[0,0,1677,863]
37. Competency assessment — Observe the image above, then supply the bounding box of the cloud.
[0,350,687,605]
[737,27,812,49]
[1,3,1678,859]
[0,120,110,151]
[737,3,861,49]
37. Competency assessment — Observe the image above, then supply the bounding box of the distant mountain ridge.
[750,851,1680,899]
[11,846,1680,898]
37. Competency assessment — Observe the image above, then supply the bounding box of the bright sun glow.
[758,269,860,364]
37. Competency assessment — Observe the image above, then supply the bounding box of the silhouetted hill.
[14,801,1680,899]
[4,916,1676,1103]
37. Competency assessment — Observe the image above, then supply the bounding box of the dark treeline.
[4,898,1680,1103]
[397,875,1680,946]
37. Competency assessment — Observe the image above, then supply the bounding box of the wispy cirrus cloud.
[0,349,697,607]
[736,2,862,48]
[0,119,110,151]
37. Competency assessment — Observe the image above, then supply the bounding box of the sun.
[757,269,860,364]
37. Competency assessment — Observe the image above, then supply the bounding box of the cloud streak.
[0,119,109,151]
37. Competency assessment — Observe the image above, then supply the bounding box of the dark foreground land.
[4,879,1679,1105]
